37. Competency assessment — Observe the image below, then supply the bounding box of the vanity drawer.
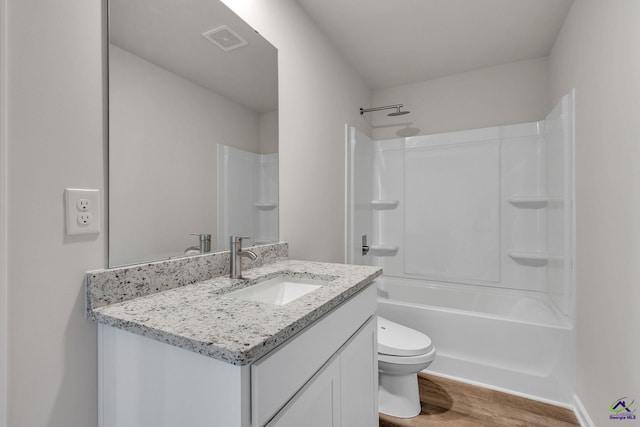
[250,283,377,426]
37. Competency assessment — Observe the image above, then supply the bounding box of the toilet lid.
[378,316,433,357]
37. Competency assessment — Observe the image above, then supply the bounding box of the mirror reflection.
[108,0,278,267]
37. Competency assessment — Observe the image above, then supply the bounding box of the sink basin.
[227,276,327,305]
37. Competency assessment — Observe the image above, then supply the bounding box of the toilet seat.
[378,316,433,356]
[378,346,436,365]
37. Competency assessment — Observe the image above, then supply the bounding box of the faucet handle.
[230,235,251,250]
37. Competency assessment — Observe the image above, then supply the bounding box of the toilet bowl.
[377,316,436,418]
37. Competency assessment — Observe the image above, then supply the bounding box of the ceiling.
[296,0,574,90]
[109,0,278,113]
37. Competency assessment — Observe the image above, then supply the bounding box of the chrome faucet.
[229,236,257,279]
[185,233,212,254]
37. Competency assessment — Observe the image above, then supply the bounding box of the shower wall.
[345,126,374,266]
[217,144,279,250]
[348,92,574,319]
[544,94,575,317]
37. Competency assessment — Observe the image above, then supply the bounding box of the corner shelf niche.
[254,202,278,210]
[508,251,548,267]
[508,196,548,209]
[370,245,399,257]
[371,200,399,210]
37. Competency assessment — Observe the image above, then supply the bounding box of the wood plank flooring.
[379,373,580,427]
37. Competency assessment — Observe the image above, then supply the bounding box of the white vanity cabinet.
[98,284,377,427]
[265,316,377,427]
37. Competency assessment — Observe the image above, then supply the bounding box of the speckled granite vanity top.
[86,244,381,365]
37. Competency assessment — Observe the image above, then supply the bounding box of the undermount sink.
[227,276,327,305]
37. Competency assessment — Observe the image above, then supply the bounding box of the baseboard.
[573,394,595,427]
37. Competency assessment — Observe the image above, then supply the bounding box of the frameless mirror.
[108,0,278,267]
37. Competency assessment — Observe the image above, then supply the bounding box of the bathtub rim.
[376,275,573,329]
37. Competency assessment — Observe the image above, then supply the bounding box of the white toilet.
[377,316,436,418]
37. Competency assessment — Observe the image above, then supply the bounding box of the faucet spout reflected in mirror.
[230,236,257,279]
[184,233,212,254]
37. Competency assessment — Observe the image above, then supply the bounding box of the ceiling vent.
[202,25,248,52]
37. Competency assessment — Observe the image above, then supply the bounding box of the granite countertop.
[88,259,382,365]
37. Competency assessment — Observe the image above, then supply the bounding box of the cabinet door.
[251,285,377,426]
[267,357,341,427]
[99,325,250,427]
[340,317,378,427]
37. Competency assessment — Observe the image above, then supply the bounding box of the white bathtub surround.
[86,244,382,364]
[347,92,575,406]
[217,144,279,250]
[377,276,574,405]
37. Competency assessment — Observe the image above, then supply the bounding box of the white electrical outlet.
[77,198,91,211]
[77,212,92,225]
[65,188,100,235]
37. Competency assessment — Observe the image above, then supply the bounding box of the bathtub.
[376,276,575,406]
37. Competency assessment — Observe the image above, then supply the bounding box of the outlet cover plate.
[65,188,100,235]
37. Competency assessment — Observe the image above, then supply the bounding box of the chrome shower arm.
[360,104,410,116]
[360,104,404,114]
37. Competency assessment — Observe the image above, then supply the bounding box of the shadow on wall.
[48,280,98,426]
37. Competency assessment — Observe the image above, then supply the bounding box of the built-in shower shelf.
[254,239,274,245]
[508,251,549,267]
[370,245,399,256]
[371,200,399,210]
[508,196,548,209]
[254,202,278,210]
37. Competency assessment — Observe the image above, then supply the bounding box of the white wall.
[109,45,260,265]
[549,1,640,425]
[259,110,279,154]
[221,0,372,263]
[371,57,550,140]
[5,0,105,426]
[0,0,8,424]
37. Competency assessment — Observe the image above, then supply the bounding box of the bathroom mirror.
[108,0,278,267]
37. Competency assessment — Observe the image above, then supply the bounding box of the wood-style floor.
[379,373,580,427]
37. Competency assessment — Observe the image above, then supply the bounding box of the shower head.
[360,103,410,117]
[387,106,410,116]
